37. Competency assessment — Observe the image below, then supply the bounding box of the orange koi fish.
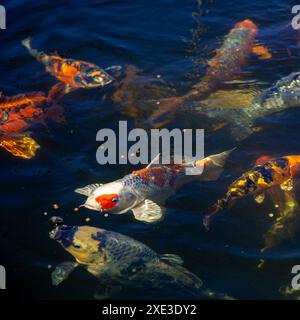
[22,38,116,94]
[203,155,300,229]
[0,91,64,159]
[0,91,47,109]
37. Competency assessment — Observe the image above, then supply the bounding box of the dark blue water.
[1,0,300,299]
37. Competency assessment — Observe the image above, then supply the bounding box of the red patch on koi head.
[235,19,258,32]
[255,155,272,166]
[95,194,119,210]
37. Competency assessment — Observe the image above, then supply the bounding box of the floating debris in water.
[257,259,265,268]
[53,203,59,210]
[104,213,109,218]
[85,217,91,222]
[73,207,79,212]
[268,213,274,218]
[49,216,64,228]
[43,212,48,216]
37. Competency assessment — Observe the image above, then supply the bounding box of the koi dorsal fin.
[75,183,103,196]
[160,254,184,266]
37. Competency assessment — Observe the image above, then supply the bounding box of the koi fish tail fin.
[22,37,48,64]
[0,133,40,159]
[202,202,223,230]
[197,148,236,181]
[147,96,185,128]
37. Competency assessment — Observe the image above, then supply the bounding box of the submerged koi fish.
[75,149,233,223]
[22,38,116,94]
[50,224,232,299]
[149,19,270,127]
[0,91,47,110]
[203,155,300,229]
[193,69,300,141]
[0,91,64,159]
[188,19,269,101]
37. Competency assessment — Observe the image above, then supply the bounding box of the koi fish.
[22,38,116,94]
[0,91,64,159]
[198,69,300,141]
[50,224,233,299]
[0,91,47,109]
[75,149,234,223]
[188,19,270,101]
[203,155,300,229]
[148,19,270,128]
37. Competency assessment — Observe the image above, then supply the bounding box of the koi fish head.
[235,19,258,34]
[81,181,136,214]
[76,68,114,88]
[50,225,107,266]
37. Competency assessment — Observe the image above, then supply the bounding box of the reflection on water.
[1,0,300,300]
[262,188,300,253]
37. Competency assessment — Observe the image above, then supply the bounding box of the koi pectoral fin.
[252,44,272,60]
[280,178,294,192]
[132,199,164,223]
[254,192,265,204]
[0,134,40,159]
[51,261,78,286]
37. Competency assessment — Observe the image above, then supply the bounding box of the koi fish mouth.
[81,202,103,212]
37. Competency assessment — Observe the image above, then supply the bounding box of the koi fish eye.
[73,242,82,249]
[95,194,119,211]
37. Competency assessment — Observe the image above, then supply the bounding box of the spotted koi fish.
[203,155,300,229]
[50,224,233,299]
[0,91,64,159]
[149,19,270,128]
[75,149,233,223]
[22,38,116,94]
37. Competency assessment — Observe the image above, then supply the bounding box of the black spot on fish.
[257,166,274,183]
[59,226,78,248]
[273,158,288,169]
[92,231,107,252]
[245,176,256,191]
[123,258,146,277]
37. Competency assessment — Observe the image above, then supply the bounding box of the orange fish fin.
[252,44,272,60]
[254,192,265,204]
[0,134,40,159]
